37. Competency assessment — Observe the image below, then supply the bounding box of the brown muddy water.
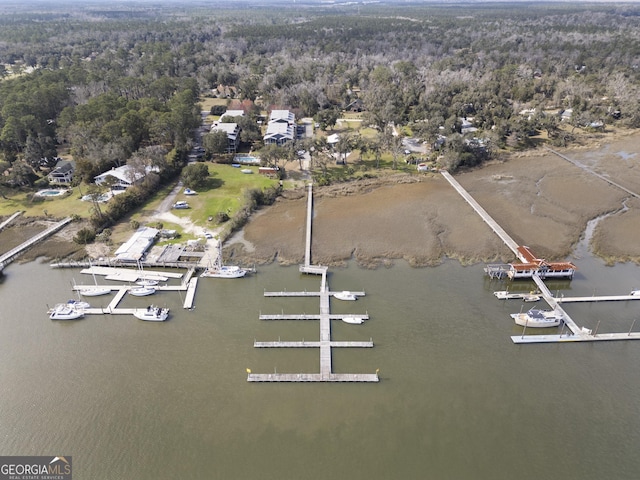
[1,246,640,479]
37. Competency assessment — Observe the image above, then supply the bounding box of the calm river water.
[1,247,640,479]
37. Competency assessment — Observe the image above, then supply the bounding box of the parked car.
[173,201,190,209]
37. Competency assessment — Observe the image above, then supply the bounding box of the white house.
[263,122,295,146]
[263,109,296,145]
[268,109,295,125]
[94,165,148,189]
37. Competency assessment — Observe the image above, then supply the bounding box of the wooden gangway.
[264,290,366,298]
[304,183,313,267]
[0,217,72,273]
[545,146,640,200]
[247,373,380,382]
[255,340,374,348]
[555,294,640,303]
[0,211,21,232]
[260,313,369,321]
[441,171,523,261]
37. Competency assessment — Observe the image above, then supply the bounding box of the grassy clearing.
[107,163,277,243]
[180,163,278,225]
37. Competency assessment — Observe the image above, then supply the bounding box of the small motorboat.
[341,316,364,325]
[334,291,357,301]
[510,308,562,328]
[522,293,541,302]
[630,289,640,296]
[494,291,522,300]
[493,291,540,302]
[67,299,91,309]
[49,303,85,320]
[133,305,169,322]
[136,278,159,286]
[129,286,156,297]
[184,188,197,195]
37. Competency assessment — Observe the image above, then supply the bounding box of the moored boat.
[129,286,156,297]
[67,299,91,309]
[341,316,364,324]
[79,286,111,297]
[133,305,169,322]
[49,303,85,320]
[493,291,540,302]
[510,308,562,328]
[200,242,248,279]
[334,291,357,301]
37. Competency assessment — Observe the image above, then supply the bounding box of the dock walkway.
[441,171,522,260]
[1,217,72,273]
[249,182,378,383]
[0,212,21,232]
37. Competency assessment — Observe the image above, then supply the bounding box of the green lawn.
[177,163,277,225]
[111,163,278,242]
[0,186,94,218]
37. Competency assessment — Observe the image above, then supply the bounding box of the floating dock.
[249,183,379,383]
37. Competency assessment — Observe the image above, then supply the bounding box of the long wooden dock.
[249,182,379,383]
[0,211,21,232]
[441,171,523,261]
[0,217,72,273]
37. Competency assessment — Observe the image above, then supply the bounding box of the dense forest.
[1,1,639,189]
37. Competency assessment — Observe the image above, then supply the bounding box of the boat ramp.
[442,171,640,345]
[248,183,379,383]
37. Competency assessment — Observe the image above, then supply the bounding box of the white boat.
[49,303,85,320]
[67,299,91,309]
[334,291,357,301]
[510,308,563,328]
[522,293,541,302]
[630,289,640,296]
[133,305,169,322]
[494,291,540,302]
[184,188,197,195]
[200,243,248,279]
[77,262,111,297]
[136,278,159,286]
[129,286,156,297]
[341,316,364,324]
[79,286,112,297]
[494,291,522,300]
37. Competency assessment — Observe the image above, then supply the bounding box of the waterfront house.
[210,122,241,153]
[47,160,74,184]
[94,165,147,190]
